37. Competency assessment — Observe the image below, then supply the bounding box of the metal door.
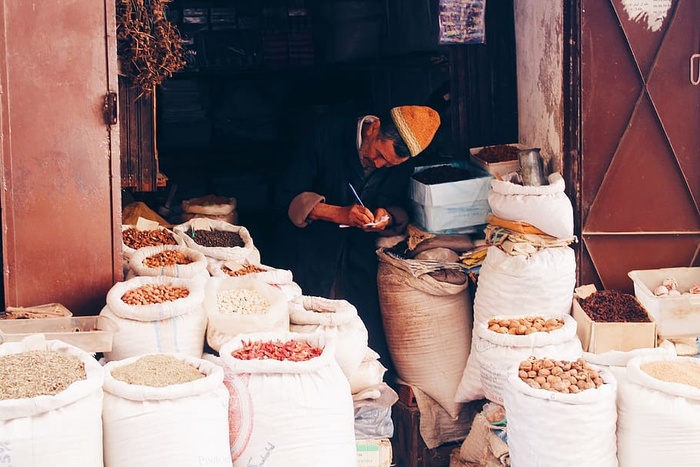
[0,0,122,315]
[575,0,699,292]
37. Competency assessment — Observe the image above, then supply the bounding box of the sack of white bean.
[503,358,618,467]
[204,276,290,352]
[289,295,369,383]
[207,260,302,301]
[617,355,700,466]
[127,245,210,280]
[100,276,207,361]
[219,330,356,467]
[0,335,105,466]
[102,353,232,467]
[173,219,261,264]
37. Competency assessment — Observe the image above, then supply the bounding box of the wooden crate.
[391,399,461,467]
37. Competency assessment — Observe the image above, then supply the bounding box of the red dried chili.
[231,339,323,362]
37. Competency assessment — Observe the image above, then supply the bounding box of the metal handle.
[691,54,700,86]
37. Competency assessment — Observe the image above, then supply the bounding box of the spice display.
[217,289,270,314]
[121,283,190,305]
[652,276,700,297]
[142,250,193,268]
[518,357,604,393]
[579,289,651,322]
[641,361,700,389]
[476,145,521,163]
[122,227,177,249]
[190,229,244,248]
[222,263,266,277]
[231,339,323,362]
[0,350,86,400]
[111,354,204,387]
[487,316,564,335]
[412,166,477,185]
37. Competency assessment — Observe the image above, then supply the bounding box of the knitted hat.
[390,105,441,157]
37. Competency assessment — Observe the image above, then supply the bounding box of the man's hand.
[362,207,392,232]
[309,202,374,227]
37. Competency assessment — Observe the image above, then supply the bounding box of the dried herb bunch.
[116,0,187,95]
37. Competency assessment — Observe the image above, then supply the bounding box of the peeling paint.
[621,0,672,32]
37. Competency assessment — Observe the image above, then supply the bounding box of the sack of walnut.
[289,296,369,382]
[617,355,700,466]
[455,245,576,403]
[102,354,232,467]
[0,336,105,466]
[503,360,618,467]
[462,314,583,405]
[100,276,207,362]
[126,245,210,280]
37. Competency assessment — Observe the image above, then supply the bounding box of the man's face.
[359,120,409,169]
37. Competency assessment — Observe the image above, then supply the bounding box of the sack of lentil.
[462,314,583,404]
[0,336,105,466]
[173,219,261,264]
[126,245,210,280]
[488,172,574,239]
[102,353,232,467]
[208,260,302,301]
[219,330,356,467]
[289,295,369,382]
[455,245,576,403]
[204,276,290,352]
[377,248,472,419]
[503,359,618,467]
[617,355,700,466]
[100,276,207,362]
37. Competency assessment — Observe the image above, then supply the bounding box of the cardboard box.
[628,267,700,338]
[469,143,526,177]
[572,285,657,353]
[356,439,393,467]
[409,162,492,207]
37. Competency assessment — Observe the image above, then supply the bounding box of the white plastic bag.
[219,331,356,467]
[173,219,261,264]
[503,366,618,467]
[204,276,290,352]
[0,337,105,466]
[102,353,232,467]
[101,276,207,361]
[488,172,574,238]
[289,295,369,381]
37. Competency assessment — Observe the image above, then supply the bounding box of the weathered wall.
[514,1,564,173]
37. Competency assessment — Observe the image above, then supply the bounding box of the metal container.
[518,148,548,186]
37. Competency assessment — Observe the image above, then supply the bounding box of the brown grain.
[110,354,204,387]
[0,350,86,400]
[640,361,700,389]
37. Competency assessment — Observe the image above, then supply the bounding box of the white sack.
[101,276,207,361]
[207,260,302,301]
[459,314,583,404]
[503,366,618,467]
[219,331,356,467]
[204,276,289,352]
[102,354,232,467]
[127,244,209,280]
[173,219,261,264]
[289,296,369,381]
[0,337,105,466]
[455,245,576,403]
[617,355,700,467]
[348,349,387,394]
[488,172,574,238]
[122,224,179,273]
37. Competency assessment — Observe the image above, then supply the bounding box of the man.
[275,106,440,371]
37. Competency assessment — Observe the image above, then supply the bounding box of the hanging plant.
[116,0,187,96]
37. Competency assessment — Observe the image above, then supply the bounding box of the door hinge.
[104,92,118,125]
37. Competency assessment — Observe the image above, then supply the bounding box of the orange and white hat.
[390,105,441,157]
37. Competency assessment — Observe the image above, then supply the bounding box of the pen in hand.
[348,183,365,207]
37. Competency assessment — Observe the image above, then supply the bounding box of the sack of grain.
[121,224,179,274]
[102,354,232,467]
[127,245,210,280]
[461,314,583,404]
[204,276,290,352]
[503,360,618,467]
[219,331,356,467]
[289,296,369,382]
[101,276,207,361]
[0,336,105,466]
[173,219,260,264]
[456,245,576,403]
[617,355,700,466]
